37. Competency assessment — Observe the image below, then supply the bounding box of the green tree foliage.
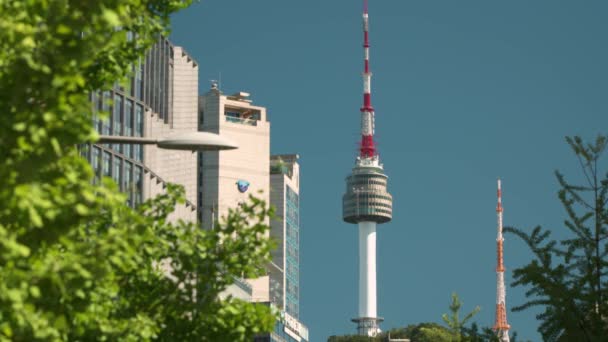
[328,323,528,342]
[418,293,480,342]
[327,335,382,342]
[0,0,276,340]
[328,294,486,342]
[327,293,530,342]
[327,322,476,342]
[463,324,528,342]
[505,136,608,341]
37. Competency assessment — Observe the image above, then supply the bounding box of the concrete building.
[199,88,308,342]
[84,35,307,340]
[198,86,271,302]
[197,85,270,231]
[85,37,199,222]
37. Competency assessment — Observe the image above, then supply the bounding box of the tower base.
[351,317,383,337]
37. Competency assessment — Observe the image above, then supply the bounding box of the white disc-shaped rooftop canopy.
[157,131,238,151]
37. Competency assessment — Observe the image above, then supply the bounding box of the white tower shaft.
[359,221,377,319]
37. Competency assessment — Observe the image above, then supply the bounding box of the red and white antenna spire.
[360,0,376,159]
[493,179,511,342]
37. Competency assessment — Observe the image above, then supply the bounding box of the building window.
[113,157,123,189]
[96,90,103,112]
[134,166,143,205]
[79,143,89,160]
[124,99,133,158]
[92,147,101,183]
[142,37,173,123]
[124,161,133,206]
[103,151,111,177]
[285,186,300,318]
[134,104,143,162]
[224,107,260,126]
[101,93,112,149]
[120,73,132,96]
[113,94,123,153]
[102,91,111,112]
[91,92,100,132]
[135,60,143,100]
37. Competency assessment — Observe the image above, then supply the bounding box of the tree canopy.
[0,0,276,340]
[327,294,480,342]
[505,135,608,342]
[327,293,529,342]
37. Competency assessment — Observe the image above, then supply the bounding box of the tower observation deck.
[342,0,393,337]
[343,161,392,224]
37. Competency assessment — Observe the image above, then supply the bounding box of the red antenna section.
[359,0,376,158]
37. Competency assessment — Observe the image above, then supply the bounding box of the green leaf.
[13,122,26,132]
[102,9,120,26]
[29,286,41,298]
[56,24,71,35]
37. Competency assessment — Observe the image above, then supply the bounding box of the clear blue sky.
[170,1,608,340]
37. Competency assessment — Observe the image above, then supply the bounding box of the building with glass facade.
[84,37,199,222]
[83,34,307,340]
[269,155,301,319]
[262,154,308,342]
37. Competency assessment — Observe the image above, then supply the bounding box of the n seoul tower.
[493,179,511,342]
[342,0,393,337]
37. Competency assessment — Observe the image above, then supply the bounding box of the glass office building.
[285,185,300,318]
[83,36,199,221]
[266,155,308,342]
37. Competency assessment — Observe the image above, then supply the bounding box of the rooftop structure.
[342,0,393,337]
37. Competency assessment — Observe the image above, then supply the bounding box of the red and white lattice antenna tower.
[493,179,511,342]
[359,0,376,159]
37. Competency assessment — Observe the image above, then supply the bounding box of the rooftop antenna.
[359,0,376,159]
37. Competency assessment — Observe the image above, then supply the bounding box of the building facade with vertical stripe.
[83,36,199,222]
